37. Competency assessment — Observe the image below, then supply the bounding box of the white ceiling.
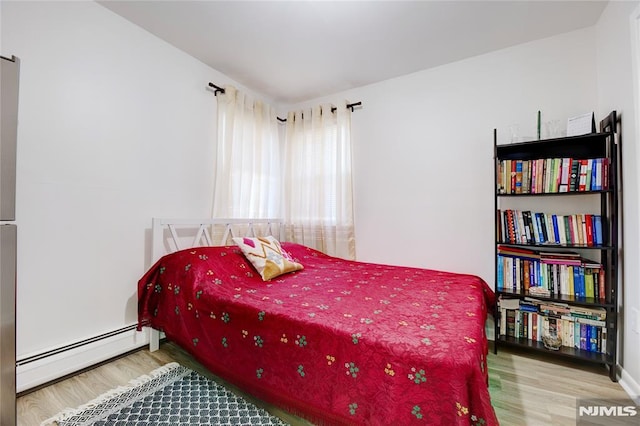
[98,0,608,104]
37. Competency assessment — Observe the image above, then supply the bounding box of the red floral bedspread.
[138,243,498,425]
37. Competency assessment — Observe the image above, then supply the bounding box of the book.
[570,305,606,319]
[516,210,526,244]
[593,215,603,246]
[497,255,504,291]
[579,323,588,350]
[594,158,602,191]
[541,213,550,242]
[530,213,540,244]
[576,214,585,245]
[584,272,595,298]
[536,159,545,193]
[523,210,533,243]
[578,159,588,191]
[585,159,593,191]
[550,214,560,244]
[522,160,530,193]
[569,158,580,191]
[528,286,550,297]
[568,316,606,327]
[568,266,575,297]
[559,158,571,192]
[515,160,523,194]
[544,158,553,193]
[539,250,581,262]
[588,325,599,352]
[569,215,578,245]
[584,214,594,246]
[552,158,561,192]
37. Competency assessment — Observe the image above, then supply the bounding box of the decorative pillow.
[233,236,304,281]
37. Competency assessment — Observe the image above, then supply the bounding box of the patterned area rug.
[42,362,289,426]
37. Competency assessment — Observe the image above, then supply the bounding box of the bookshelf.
[493,111,620,381]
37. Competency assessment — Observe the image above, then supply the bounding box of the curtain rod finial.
[208,82,225,95]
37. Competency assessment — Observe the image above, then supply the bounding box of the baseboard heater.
[16,324,149,393]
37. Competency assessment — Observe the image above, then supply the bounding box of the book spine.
[576,214,585,245]
[537,212,545,243]
[537,159,545,194]
[578,159,588,191]
[569,158,580,192]
[522,160,530,193]
[585,159,593,191]
[594,215,603,246]
[559,157,570,192]
[585,214,594,246]
[515,160,523,194]
[529,160,538,194]
[568,265,575,296]
[589,325,598,352]
[553,158,561,192]
[598,268,606,302]
[563,215,572,245]
[523,211,533,244]
[514,210,523,243]
[584,271,595,298]
[510,160,516,194]
[497,255,504,291]
[594,158,602,191]
[544,158,553,193]
[551,214,560,244]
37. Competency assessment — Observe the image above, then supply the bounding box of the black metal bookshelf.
[493,111,620,381]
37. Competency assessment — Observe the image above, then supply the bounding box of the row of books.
[497,157,609,194]
[497,246,606,299]
[498,209,604,247]
[498,298,607,354]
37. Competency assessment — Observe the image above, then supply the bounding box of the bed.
[138,219,498,425]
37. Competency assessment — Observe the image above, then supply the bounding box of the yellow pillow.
[233,236,304,281]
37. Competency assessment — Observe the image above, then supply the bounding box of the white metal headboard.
[151,217,283,264]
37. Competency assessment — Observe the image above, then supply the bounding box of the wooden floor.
[18,341,633,426]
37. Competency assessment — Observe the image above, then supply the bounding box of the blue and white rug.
[42,362,289,426]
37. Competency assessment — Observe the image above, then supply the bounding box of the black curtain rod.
[208,82,225,95]
[208,82,361,122]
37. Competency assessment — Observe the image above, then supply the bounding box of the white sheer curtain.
[282,101,356,259]
[212,86,280,219]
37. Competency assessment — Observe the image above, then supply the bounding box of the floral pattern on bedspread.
[138,243,498,425]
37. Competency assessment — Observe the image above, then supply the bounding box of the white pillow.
[233,236,304,281]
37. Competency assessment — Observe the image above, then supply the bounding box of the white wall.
[288,28,599,283]
[0,1,270,390]
[595,0,640,401]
